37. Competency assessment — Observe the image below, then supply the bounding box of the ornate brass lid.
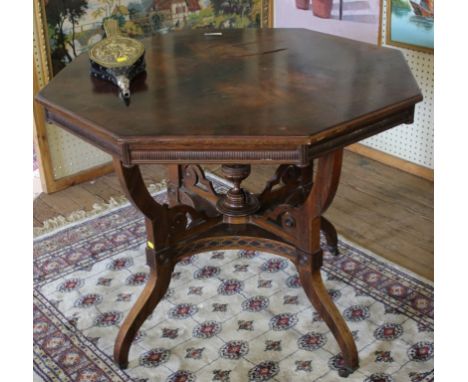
[89,35,144,69]
[89,20,144,69]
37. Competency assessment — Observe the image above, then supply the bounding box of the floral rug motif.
[33,179,433,382]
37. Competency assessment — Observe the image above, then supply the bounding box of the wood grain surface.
[36,29,422,163]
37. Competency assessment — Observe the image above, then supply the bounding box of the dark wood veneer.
[37,29,421,166]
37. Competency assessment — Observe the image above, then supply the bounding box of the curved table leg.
[295,149,358,376]
[321,216,340,256]
[112,158,176,368]
[297,250,358,377]
[114,248,174,368]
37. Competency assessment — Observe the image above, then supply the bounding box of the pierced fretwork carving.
[182,164,220,203]
[113,159,220,250]
[254,204,304,247]
[259,163,313,210]
[255,163,314,243]
[260,165,300,195]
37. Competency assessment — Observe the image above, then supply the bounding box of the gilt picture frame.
[386,0,434,53]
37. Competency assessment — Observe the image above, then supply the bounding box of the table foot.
[338,366,358,378]
[297,250,359,375]
[113,249,174,369]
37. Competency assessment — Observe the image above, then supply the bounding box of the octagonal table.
[36,28,422,377]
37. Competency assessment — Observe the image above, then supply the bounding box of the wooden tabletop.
[36,29,422,165]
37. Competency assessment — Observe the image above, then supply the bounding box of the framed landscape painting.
[34,0,271,192]
[43,0,270,76]
[386,0,433,52]
[274,0,382,45]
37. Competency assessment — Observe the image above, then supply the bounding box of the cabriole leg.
[297,247,358,377]
[113,235,174,368]
[112,159,174,368]
[296,149,358,376]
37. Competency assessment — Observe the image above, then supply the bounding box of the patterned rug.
[33,177,434,382]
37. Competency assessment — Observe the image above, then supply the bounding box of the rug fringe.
[33,180,167,238]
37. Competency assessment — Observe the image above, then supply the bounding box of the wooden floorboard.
[80,177,121,203]
[34,198,62,223]
[39,190,82,217]
[33,151,433,281]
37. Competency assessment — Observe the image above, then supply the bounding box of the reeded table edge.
[35,93,421,166]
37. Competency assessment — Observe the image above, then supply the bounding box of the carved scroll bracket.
[114,159,220,252]
[258,163,313,210]
[251,150,342,256]
[181,164,220,203]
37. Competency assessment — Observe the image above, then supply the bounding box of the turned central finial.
[216,164,260,217]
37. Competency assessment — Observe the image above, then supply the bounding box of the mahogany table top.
[36,28,422,165]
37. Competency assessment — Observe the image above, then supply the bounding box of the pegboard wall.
[33,0,112,181]
[47,126,111,179]
[362,0,434,169]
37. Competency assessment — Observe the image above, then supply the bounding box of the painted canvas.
[274,0,381,45]
[44,0,266,75]
[387,0,433,52]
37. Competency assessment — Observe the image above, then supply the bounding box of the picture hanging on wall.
[43,0,269,76]
[34,0,272,192]
[274,0,382,45]
[386,0,433,52]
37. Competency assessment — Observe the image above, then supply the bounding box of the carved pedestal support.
[112,149,358,377]
[216,164,260,216]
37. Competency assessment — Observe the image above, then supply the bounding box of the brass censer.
[89,19,146,101]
